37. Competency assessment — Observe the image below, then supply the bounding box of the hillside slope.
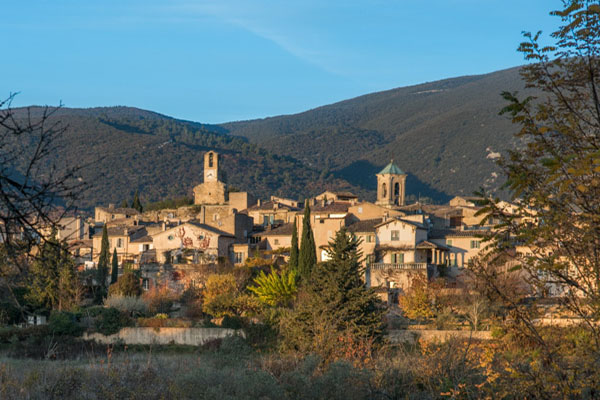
[7,107,362,210]
[222,67,530,201]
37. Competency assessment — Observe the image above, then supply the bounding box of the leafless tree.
[0,93,88,312]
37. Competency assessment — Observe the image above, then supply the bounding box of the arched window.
[208,153,214,168]
[382,183,387,198]
[394,182,400,198]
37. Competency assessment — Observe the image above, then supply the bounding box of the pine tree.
[131,190,143,213]
[289,218,299,272]
[298,201,316,280]
[110,248,119,284]
[96,224,110,300]
[280,228,384,361]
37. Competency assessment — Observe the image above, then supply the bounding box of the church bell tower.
[204,151,219,183]
[376,160,407,207]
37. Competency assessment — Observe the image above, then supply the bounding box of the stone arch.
[394,182,400,199]
[382,182,387,198]
[208,152,214,168]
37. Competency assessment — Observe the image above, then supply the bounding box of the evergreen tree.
[110,248,119,284]
[289,218,299,272]
[298,201,316,279]
[131,190,143,213]
[280,228,383,361]
[27,232,80,311]
[120,200,129,208]
[96,225,110,300]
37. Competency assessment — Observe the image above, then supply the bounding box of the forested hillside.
[222,67,532,201]
[9,66,531,210]
[8,107,363,210]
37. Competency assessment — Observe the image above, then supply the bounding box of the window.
[470,240,480,249]
[446,239,453,247]
[263,216,269,225]
[142,278,149,290]
[391,230,399,241]
[391,253,404,264]
[274,239,279,245]
[394,182,400,197]
[208,152,214,167]
[366,235,373,243]
[366,254,376,265]
[117,238,123,248]
[168,235,174,241]
[382,183,387,198]
[142,244,150,252]
[319,219,325,224]
[234,252,244,264]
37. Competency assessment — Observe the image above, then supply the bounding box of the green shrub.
[105,295,147,316]
[48,311,83,336]
[136,317,192,328]
[221,315,243,329]
[94,307,130,335]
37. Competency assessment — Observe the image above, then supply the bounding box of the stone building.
[193,151,227,205]
[375,161,407,207]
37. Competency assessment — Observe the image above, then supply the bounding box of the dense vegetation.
[8,66,537,210]
[7,107,363,210]
[223,67,536,201]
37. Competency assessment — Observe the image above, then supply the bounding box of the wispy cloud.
[156,1,354,78]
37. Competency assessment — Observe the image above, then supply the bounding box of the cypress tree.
[96,225,110,299]
[289,218,299,272]
[110,248,119,284]
[120,200,129,208]
[132,190,143,213]
[298,201,317,280]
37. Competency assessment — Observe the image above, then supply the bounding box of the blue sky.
[2,0,561,123]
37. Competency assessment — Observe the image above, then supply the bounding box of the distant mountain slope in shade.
[7,107,363,210]
[221,66,531,201]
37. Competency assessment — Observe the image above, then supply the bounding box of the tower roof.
[378,160,405,175]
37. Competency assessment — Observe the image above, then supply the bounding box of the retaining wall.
[388,330,492,344]
[84,327,243,346]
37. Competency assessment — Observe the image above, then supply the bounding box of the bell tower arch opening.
[376,160,407,207]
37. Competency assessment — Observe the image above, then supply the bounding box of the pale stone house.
[94,205,140,224]
[151,221,235,264]
[91,224,148,265]
[245,199,300,227]
[260,223,294,252]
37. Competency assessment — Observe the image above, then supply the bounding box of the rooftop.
[347,218,382,233]
[378,160,405,175]
[260,223,295,236]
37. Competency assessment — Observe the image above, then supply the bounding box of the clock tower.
[193,151,227,205]
[204,151,219,182]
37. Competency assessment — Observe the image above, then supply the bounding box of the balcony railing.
[369,262,429,270]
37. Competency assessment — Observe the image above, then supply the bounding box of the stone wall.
[388,330,492,344]
[84,327,243,346]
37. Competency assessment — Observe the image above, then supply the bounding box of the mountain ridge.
[7,65,530,209]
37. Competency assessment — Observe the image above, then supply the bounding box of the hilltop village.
[54,150,503,302]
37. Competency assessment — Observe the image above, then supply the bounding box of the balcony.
[369,262,429,270]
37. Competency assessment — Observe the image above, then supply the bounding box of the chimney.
[123,228,128,235]
[257,199,262,206]
[320,198,326,207]
[108,203,115,210]
[161,222,166,231]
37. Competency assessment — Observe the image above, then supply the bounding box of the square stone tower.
[375,160,407,207]
[193,151,227,205]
